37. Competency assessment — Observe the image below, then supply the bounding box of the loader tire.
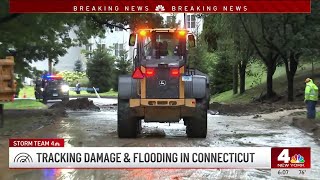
[185,98,207,138]
[117,99,139,138]
[137,119,142,135]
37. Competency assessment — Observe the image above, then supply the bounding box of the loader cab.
[128,29,196,99]
[129,29,195,68]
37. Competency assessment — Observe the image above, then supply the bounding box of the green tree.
[239,1,320,101]
[0,1,76,80]
[113,50,132,91]
[202,15,220,52]
[202,14,254,95]
[256,2,320,101]
[74,59,83,72]
[164,14,180,28]
[187,43,209,74]
[238,14,281,99]
[210,52,233,94]
[0,0,164,79]
[86,47,115,93]
[226,15,255,94]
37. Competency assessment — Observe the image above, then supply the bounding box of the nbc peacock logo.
[290,154,305,163]
[155,5,165,12]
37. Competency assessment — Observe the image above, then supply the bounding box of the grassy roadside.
[18,86,118,98]
[211,64,287,103]
[69,90,117,97]
[3,99,47,110]
[212,64,318,104]
[18,86,35,98]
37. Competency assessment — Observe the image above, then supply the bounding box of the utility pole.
[48,58,52,74]
[184,13,188,73]
[184,13,187,29]
[312,57,314,78]
[0,104,3,128]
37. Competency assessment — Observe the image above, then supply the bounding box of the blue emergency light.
[41,74,63,80]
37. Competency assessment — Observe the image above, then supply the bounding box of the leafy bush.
[66,76,90,87]
[77,76,90,87]
[86,48,115,93]
[246,65,264,88]
[58,71,86,86]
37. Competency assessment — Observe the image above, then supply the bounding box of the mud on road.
[290,111,320,141]
[49,98,101,111]
[0,98,114,138]
[209,102,305,116]
[0,98,320,180]
[0,108,66,137]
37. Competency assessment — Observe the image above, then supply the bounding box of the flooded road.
[1,98,320,179]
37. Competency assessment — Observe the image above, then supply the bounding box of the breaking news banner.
[8,139,311,178]
[9,0,311,13]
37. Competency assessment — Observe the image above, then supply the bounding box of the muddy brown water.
[0,99,320,180]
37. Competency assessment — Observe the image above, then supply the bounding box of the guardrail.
[69,87,100,92]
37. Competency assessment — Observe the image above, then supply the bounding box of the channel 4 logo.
[271,147,311,168]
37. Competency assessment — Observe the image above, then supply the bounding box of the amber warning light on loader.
[178,30,186,36]
[139,30,147,37]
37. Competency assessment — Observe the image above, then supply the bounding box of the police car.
[35,74,69,104]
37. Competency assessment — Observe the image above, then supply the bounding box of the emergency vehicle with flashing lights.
[35,74,70,104]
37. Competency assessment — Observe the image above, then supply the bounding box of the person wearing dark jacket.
[76,81,81,94]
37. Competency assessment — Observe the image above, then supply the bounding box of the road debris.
[252,115,262,119]
[50,98,100,111]
[208,110,219,115]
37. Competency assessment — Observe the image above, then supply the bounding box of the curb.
[292,117,320,140]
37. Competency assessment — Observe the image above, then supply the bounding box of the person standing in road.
[304,78,319,119]
[76,81,81,95]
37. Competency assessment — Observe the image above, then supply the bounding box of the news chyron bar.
[9,139,311,177]
[9,0,311,13]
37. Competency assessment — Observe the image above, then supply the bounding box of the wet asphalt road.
[3,98,320,179]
